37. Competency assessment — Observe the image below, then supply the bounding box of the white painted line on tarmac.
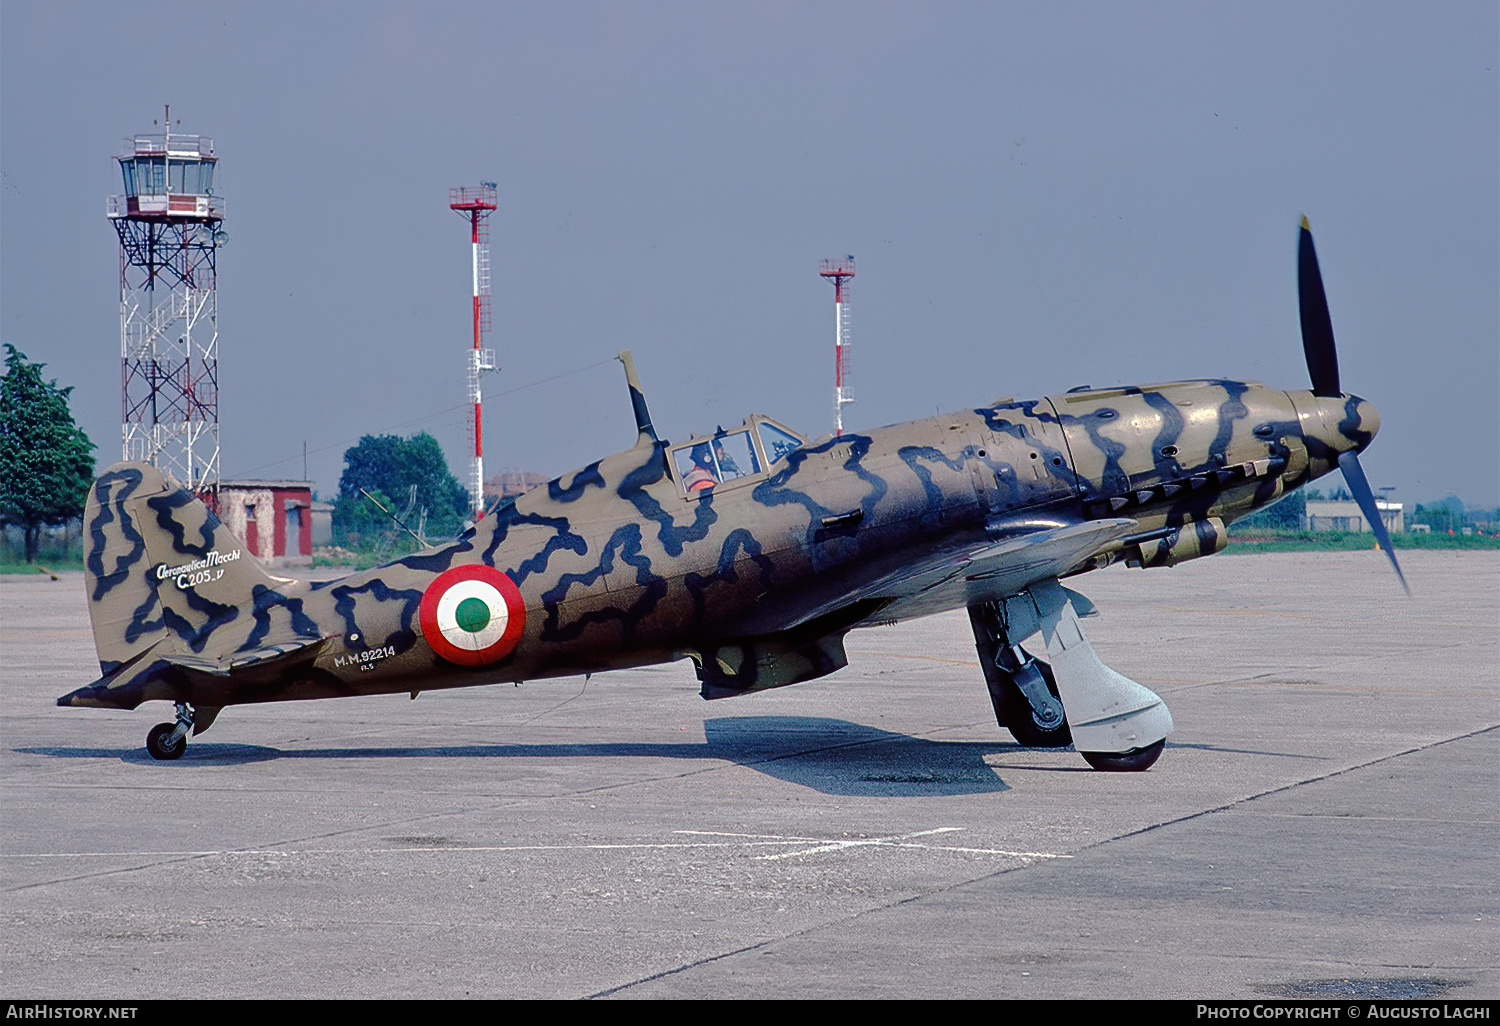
[3,827,1071,862]
[4,842,808,857]
[681,826,1070,862]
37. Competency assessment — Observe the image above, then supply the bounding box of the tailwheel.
[1080,739,1165,773]
[145,722,187,761]
[145,702,193,761]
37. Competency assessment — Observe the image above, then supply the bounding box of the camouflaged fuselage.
[63,378,1379,716]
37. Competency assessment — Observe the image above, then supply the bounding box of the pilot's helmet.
[691,443,713,467]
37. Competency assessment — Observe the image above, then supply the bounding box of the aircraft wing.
[791,518,1138,630]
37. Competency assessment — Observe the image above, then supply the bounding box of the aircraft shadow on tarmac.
[21,716,1035,797]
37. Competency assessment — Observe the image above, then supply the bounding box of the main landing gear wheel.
[145,722,187,761]
[1080,739,1165,773]
[1003,658,1073,749]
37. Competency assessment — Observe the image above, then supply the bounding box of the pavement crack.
[1091,723,1500,850]
[582,723,1500,998]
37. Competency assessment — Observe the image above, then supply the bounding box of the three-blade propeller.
[1298,218,1409,595]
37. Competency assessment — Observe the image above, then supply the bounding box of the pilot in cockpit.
[683,443,718,493]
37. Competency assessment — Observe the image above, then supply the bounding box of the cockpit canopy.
[671,416,804,496]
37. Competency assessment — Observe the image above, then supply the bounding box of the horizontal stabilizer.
[59,636,333,710]
[59,641,173,710]
[163,636,335,679]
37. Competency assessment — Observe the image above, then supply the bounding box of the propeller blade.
[1337,450,1409,596]
[1298,217,1342,398]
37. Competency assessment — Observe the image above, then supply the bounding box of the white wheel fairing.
[419,565,526,666]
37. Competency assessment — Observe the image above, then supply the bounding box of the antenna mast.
[819,256,856,436]
[449,183,498,520]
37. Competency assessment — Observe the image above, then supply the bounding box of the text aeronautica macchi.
[60,221,1406,768]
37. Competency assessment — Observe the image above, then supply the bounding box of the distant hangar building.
[485,471,548,506]
[217,480,313,568]
[1305,499,1403,534]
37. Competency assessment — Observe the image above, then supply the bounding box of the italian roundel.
[419,565,526,667]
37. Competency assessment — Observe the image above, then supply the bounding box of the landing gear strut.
[969,605,1071,748]
[968,582,1174,772]
[145,703,193,761]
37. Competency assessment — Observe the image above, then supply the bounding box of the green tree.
[0,345,96,562]
[1412,497,1464,534]
[333,433,469,544]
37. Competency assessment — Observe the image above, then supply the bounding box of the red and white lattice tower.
[450,183,498,520]
[819,256,856,436]
[108,109,225,495]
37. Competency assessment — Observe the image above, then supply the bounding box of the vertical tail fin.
[85,462,286,674]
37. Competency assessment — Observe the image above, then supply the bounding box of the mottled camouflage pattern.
[59,376,1379,733]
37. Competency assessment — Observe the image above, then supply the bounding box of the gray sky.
[3,1,1496,510]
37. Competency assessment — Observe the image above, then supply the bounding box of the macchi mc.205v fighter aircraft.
[61,221,1406,768]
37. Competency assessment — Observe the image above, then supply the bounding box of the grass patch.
[312,542,429,571]
[1227,529,1500,553]
[0,538,85,575]
[0,558,84,575]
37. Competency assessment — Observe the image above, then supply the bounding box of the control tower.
[107,110,225,495]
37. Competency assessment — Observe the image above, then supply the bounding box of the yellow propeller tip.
[1300,215,1311,231]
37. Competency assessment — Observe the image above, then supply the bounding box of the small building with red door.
[217,480,313,568]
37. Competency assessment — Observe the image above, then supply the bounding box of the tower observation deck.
[107,112,225,495]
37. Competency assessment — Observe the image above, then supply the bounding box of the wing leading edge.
[789,518,1139,631]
